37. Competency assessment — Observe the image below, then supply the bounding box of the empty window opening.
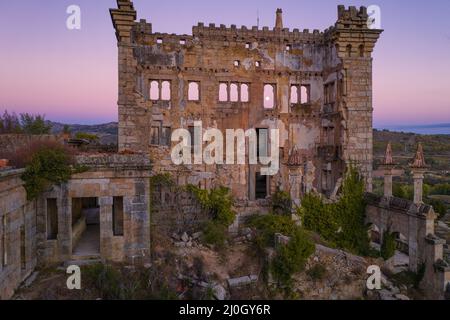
[188,82,200,101]
[1,215,7,267]
[113,197,124,236]
[255,172,268,199]
[240,84,249,102]
[156,38,163,44]
[256,128,268,158]
[151,121,161,145]
[290,85,299,104]
[286,44,292,51]
[20,225,25,270]
[245,42,251,49]
[359,44,364,57]
[255,61,261,68]
[46,198,58,240]
[179,39,186,45]
[161,126,172,147]
[234,60,240,67]
[301,85,310,104]
[219,83,228,102]
[324,82,335,104]
[150,80,160,100]
[346,44,352,57]
[263,84,275,109]
[230,83,239,102]
[161,81,171,101]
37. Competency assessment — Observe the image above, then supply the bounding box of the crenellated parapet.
[192,23,324,44]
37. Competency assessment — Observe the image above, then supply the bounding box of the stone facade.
[0,154,151,299]
[110,1,382,204]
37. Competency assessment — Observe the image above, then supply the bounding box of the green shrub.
[271,189,293,215]
[271,229,315,286]
[306,264,327,281]
[187,185,235,227]
[249,214,297,249]
[75,132,99,142]
[19,113,52,134]
[21,145,75,200]
[202,221,227,248]
[249,214,315,287]
[380,230,396,260]
[300,167,370,256]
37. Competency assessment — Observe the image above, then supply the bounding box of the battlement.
[192,23,324,42]
[336,5,370,29]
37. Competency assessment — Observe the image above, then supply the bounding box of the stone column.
[99,196,113,260]
[412,169,425,204]
[383,169,393,198]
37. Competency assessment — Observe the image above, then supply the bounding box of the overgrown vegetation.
[186,185,236,248]
[380,230,396,260]
[271,189,293,215]
[391,262,426,289]
[83,263,178,300]
[0,110,52,134]
[249,214,315,288]
[21,144,76,200]
[300,167,371,256]
[75,132,99,142]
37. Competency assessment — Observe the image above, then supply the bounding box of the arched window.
[346,44,352,57]
[219,83,228,102]
[188,82,200,101]
[359,44,364,57]
[263,84,275,109]
[240,84,249,102]
[230,83,239,102]
[161,81,171,101]
[290,85,298,104]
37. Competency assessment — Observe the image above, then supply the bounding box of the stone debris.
[227,275,258,288]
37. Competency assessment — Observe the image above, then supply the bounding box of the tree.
[0,110,22,134]
[19,113,52,134]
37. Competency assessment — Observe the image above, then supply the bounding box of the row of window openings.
[156,38,291,52]
[149,81,311,108]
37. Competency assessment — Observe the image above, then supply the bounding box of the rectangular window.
[300,85,311,104]
[150,125,161,145]
[161,126,171,147]
[20,225,26,270]
[256,128,268,158]
[255,172,267,199]
[46,198,58,240]
[1,215,7,267]
[112,197,124,236]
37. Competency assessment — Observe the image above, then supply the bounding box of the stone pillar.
[99,196,113,260]
[383,169,393,198]
[412,170,425,204]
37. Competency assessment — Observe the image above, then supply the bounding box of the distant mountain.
[48,121,118,145]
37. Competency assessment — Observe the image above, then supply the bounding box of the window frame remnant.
[218,82,250,103]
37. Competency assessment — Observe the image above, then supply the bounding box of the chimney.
[410,143,427,204]
[275,8,283,29]
[381,142,395,197]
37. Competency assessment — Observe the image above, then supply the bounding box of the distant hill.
[48,121,118,145]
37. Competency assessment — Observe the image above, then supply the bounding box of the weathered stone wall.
[110,1,382,204]
[0,169,37,300]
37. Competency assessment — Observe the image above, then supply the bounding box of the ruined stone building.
[110,1,382,205]
[1,0,448,300]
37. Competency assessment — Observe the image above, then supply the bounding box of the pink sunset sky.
[0,0,449,126]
